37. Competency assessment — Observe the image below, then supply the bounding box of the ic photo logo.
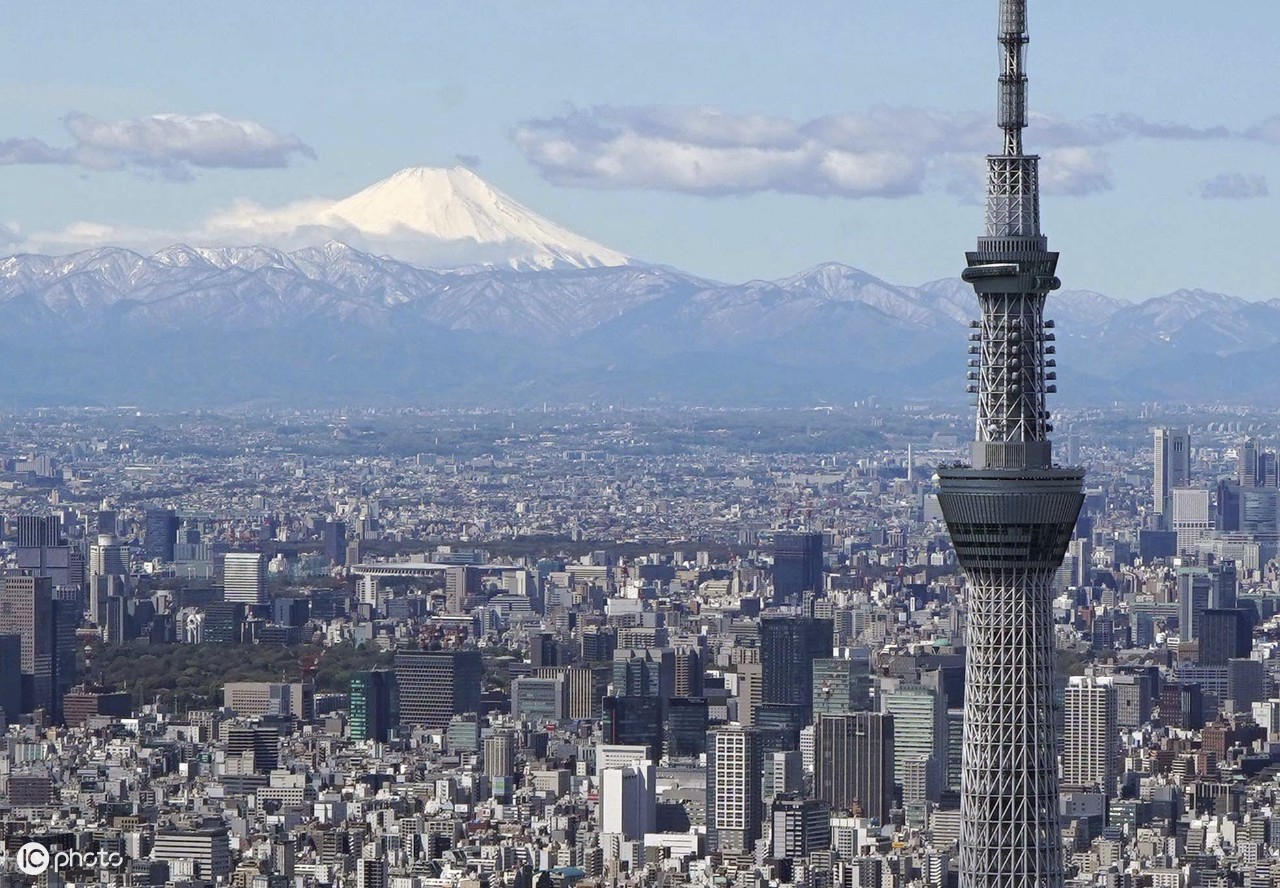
[9,841,125,876]
[16,843,49,876]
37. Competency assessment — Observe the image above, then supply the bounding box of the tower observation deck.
[935,2,1085,887]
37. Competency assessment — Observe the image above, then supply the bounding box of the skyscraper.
[814,711,894,823]
[1238,438,1259,488]
[89,534,130,578]
[772,532,823,604]
[0,634,21,725]
[15,515,76,589]
[881,685,945,814]
[760,615,833,724]
[1154,427,1191,525]
[1198,608,1252,666]
[812,656,873,717]
[1170,488,1211,555]
[16,515,60,548]
[935,3,1086,886]
[601,695,663,761]
[770,797,831,860]
[483,730,515,779]
[0,573,56,714]
[144,508,180,562]
[1062,677,1118,795]
[350,668,398,742]
[600,760,656,841]
[394,648,483,730]
[223,552,267,606]
[322,519,347,566]
[706,726,764,855]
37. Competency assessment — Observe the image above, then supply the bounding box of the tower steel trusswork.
[936,2,1085,887]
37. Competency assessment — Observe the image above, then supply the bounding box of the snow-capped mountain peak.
[310,165,631,270]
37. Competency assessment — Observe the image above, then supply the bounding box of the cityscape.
[0,400,1278,887]
[4,1,1280,888]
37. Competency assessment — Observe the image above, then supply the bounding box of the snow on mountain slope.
[204,166,631,271]
[325,167,629,268]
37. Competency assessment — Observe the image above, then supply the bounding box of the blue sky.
[2,1,1278,300]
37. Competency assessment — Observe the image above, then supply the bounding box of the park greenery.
[91,640,393,710]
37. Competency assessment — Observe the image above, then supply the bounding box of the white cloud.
[1041,147,1112,196]
[0,112,315,181]
[1199,172,1269,200]
[514,104,1264,201]
[513,105,938,198]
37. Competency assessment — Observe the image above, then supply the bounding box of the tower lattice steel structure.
[936,2,1084,886]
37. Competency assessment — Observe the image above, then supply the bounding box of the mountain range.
[1,167,1275,408]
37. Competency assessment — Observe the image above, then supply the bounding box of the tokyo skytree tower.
[935,2,1085,886]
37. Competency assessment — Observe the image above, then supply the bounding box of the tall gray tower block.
[935,2,1084,887]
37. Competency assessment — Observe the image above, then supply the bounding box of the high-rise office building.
[0,634,21,725]
[223,552,267,606]
[611,648,675,701]
[225,725,280,773]
[1215,560,1239,610]
[203,601,245,645]
[52,586,80,709]
[814,711,895,823]
[1227,658,1266,711]
[144,508,180,562]
[0,573,56,714]
[89,534,130,578]
[601,695,663,761]
[444,566,482,614]
[322,520,347,566]
[600,760,656,841]
[760,615,833,724]
[707,726,764,855]
[394,648,483,731]
[812,656,872,717]
[1262,450,1280,487]
[581,626,617,663]
[770,796,831,860]
[16,515,60,548]
[881,686,945,806]
[15,515,76,589]
[1239,438,1260,488]
[511,674,567,723]
[225,681,314,720]
[1158,681,1204,730]
[1178,566,1213,641]
[1216,479,1242,532]
[483,731,515,779]
[672,645,704,698]
[534,664,601,720]
[1063,677,1118,795]
[1170,488,1211,555]
[664,696,709,759]
[934,3,1086,885]
[1154,427,1191,525]
[1198,608,1252,666]
[530,632,559,669]
[772,532,823,604]
[1110,672,1153,734]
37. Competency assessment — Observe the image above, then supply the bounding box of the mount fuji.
[200,165,632,271]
